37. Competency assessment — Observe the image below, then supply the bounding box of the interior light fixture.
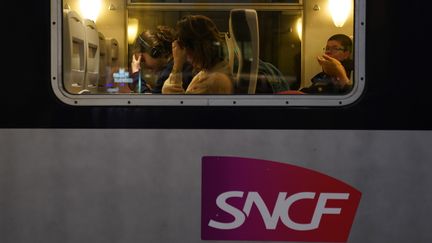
[296,17,302,41]
[328,0,352,27]
[80,0,102,23]
[128,18,139,44]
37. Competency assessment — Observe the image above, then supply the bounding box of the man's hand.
[317,54,350,87]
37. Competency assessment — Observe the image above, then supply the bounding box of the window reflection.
[62,0,354,95]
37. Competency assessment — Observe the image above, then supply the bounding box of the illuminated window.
[52,0,365,106]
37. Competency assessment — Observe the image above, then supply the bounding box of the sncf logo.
[201,156,361,242]
[209,191,349,231]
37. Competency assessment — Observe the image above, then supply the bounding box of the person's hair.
[176,15,225,70]
[328,34,353,53]
[133,25,175,58]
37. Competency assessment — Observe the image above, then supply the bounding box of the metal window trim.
[51,0,366,107]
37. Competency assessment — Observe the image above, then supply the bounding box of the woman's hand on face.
[131,53,142,73]
[172,40,187,71]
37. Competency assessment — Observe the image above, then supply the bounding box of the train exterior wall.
[1,129,431,243]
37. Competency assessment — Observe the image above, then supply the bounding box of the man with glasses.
[301,34,353,94]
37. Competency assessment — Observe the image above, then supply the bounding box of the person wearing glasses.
[162,15,234,94]
[301,34,353,94]
[130,26,193,93]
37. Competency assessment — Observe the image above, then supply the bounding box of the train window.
[51,0,365,106]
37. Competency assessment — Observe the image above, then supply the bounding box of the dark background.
[1,1,430,129]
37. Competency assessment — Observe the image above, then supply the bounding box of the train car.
[1,0,431,243]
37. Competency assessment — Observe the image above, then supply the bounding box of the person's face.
[324,40,350,62]
[139,52,165,72]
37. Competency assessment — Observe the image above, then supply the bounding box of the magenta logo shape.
[201,156,361,242]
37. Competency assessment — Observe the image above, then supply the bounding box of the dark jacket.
[301,59,353,94]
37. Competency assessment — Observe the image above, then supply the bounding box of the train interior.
[61,0,354,95]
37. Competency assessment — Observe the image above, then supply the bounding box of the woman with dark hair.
[162,15,233,94]
[130,25,193,93]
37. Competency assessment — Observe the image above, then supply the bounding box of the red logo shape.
[202,156,361,242]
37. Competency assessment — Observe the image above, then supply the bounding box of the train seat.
[226,9,260,94]
[83,19,100,93]
[63,10,86,94]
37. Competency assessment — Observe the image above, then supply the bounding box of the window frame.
[51,0,365,106]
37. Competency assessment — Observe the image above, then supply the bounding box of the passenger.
[301,34,353,94]
[130,26,193,93]
[162,15,234,94]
